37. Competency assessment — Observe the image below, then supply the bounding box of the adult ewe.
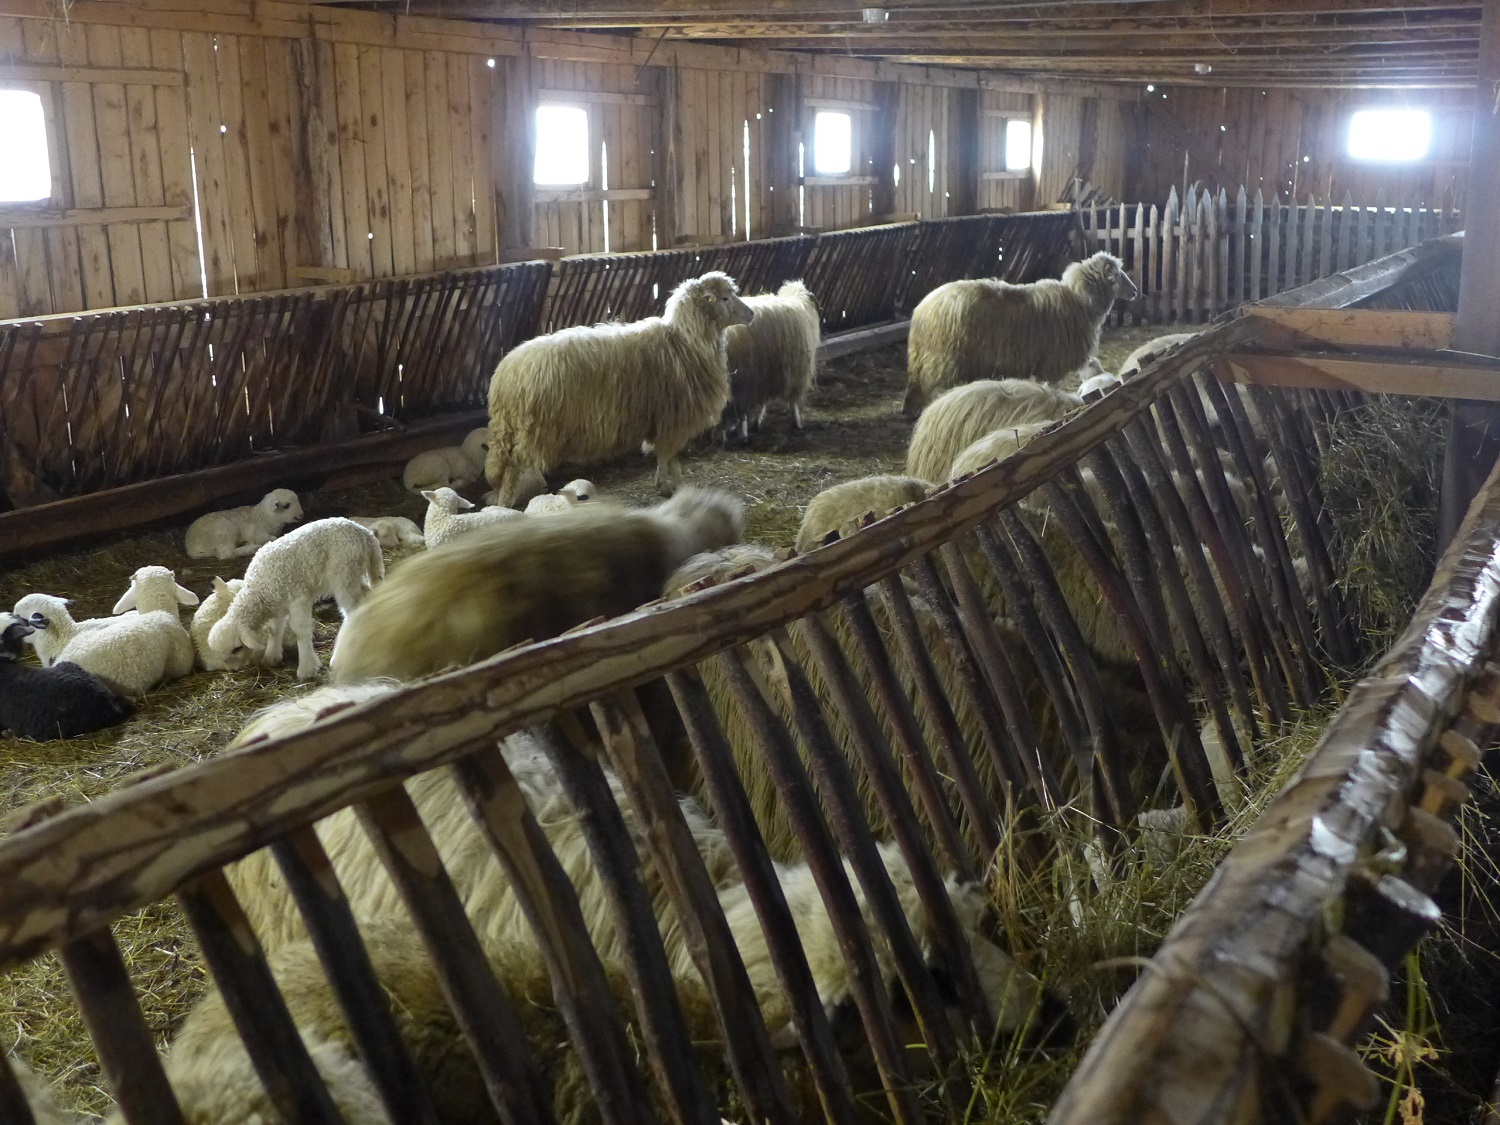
[906,379,1082,484]
[722,279,821,440]
[484,272,753,505]
[903,251,1137,415]
[795,475,929,553]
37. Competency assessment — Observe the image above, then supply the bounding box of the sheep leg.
[289,605,321,680]
[754,405,767,431]
[654,454,682,497]
[791,403,804,430]
[263,617,288,665]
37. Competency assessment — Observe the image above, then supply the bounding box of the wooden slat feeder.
[0,230,1487,1125]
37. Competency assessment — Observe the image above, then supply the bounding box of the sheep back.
[906,379,1081,483]
[795,475,929,553]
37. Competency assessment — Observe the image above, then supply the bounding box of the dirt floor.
[0,322,1188,1116]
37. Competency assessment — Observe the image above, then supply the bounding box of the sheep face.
[0,615,33,660]
[260,488,304,530]
[112,566,200,614]
[560,479,595,504]
[1064,252,1138,306]
[206,612,270,667]
[656,487,746,553]
[14,595,67,636]
[422,487,474,514]
[677,271,754,331]
[461,428,490,467]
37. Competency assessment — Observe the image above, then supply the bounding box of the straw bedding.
[0,326,1441,1120]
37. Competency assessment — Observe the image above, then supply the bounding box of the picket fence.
[1081,185,1463,325]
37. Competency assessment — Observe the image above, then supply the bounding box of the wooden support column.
[497,46,537,253]
[291,37,336,274]
[652,65,682,249]
[765,71,799,237]
[1440,0,1500,550]
[870,80,899,220]
[947,86,979,217]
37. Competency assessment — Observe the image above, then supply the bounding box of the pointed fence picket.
[1083,187,1461,325]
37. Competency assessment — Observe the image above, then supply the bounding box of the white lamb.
[349,516,426,550]
[422,487,524,548]
[12,594,194,698]
[184,489,303,560]
[522,478,595,516]
[401,428,490,494]
[206,518,384,681]
[190,578,263,672]
[111,565,199,623]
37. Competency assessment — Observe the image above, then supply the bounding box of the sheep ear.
[112,587,137,614]
[175,583,201,607]
[238,622,262,652]
[420,490,439,503]
[457,495,476,511]
[212,576,232,597]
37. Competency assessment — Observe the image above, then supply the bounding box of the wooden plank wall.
[1133,86,1473,211]
[672,66,775,246]
[800,73,881,232]
[892,81,951,219]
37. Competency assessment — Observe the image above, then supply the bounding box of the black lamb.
[0,614,133,740]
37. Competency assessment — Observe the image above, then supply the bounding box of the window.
[533,104,590,186]
[0,89,51,203]
[1347,108,1432,162]
[1004,118,1033,173]
[812,111,852,176]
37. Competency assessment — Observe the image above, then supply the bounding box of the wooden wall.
[1131,86,1472,211]
[0,0,1160,321]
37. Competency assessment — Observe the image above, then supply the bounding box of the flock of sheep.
[4,250,1247,1124]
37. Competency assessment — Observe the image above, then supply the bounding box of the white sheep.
[330,488,745,685]
[12,594,194,698]
[184,489,303,560]
[191,578,262,672]
[721,279,821,440]
[207,518,384,681]
[1118,331,1200,377]
[1078,371,1123,401]
[794,475,929,554]
[903,252,1138,415]
[906,379,1082,484]
[421,487,524,548]
[400,428,489,494]
[948,421,1053,479]
[349,515,426,550]
[484,272,754,505]
[111,565,199,622]
[522,478,596,516]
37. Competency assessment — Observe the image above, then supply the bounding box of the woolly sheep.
[948,421,1052,479]
[906,379,1082,483]
[421,486,524,548]
[207,517,384,681]
[12,594,194,698]
[184,489,303,560]
[903,251,1137,415]
[0,615,132,740]
[1078,371,1123,401]
[721,279,821,440]
[191,578,263,672]
[484,271,754,505]
[522,478,596,516]
[111,565,199,622]
[330,487,745,684]
[400,428,490,493]
[349,515,427,550]
[795,474,929,554]
[1118,331,1200,377]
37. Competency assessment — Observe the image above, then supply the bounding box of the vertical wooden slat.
[382,48,416,277]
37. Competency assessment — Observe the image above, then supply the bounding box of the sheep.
[523,478,596,516]
[0,614,132,740]
[329,487,745,685]
[349,515,427,550]
[191,578,263,672]
[111,565,199,622]
[906,379,1082,484]
[794,475,929,554]
[1118,331,1200,377]
[903,251,1138,415]
[12,594,195,698]
[401,428,490,493]
[421,487,524,548]
[484,272,754,505]
[1078,371,1123,401]
[184,489,303,560]
[720,279,821,440]
[948,421,1052,479]
[207,517,384,681]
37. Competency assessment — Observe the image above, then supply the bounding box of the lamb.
[330,487,745,685]
[484,271,754,505]
[191,578,262,672]
[795,475,929,553]
[903,251,1138,415]
[720,279,821,440]
[12,594,194,697]
[111,565,199,622]
[1118,331,1200,377]
[207,517,384,681]
[0,614,132,740]
[522,478,596,516]
[421,487,524,548]
[401,428,490,493]
[184,489,303,560]
[349,515,427,550]
[906,379,1083,483]
[1078,371,1123,400]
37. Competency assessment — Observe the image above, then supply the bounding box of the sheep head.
[461,428,490,468]
[0,614,33,661]
[422,487,474,513]
[13,594,71,634]
[113,565,200,614]
[559,479,595,504]
[259,488,304,530]
[655,486,746,554]
[1063,251,1137,306]
[672,271,754,330]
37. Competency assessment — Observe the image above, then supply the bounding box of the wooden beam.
[537,87,654,106]
[1244,309,1457,351]
[816,318,910,361]
[1218,353,1500,401]
[0,63,184,85]
[0,205,193,229]
[532,187,654,203]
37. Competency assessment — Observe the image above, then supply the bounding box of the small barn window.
[534,104,590,185]
[1005,118,1033,172]
[1347,108,1432,162]
[812,111,852,176]
[0,89,52,203]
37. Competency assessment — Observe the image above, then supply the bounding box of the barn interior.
[0,0,1498,1122]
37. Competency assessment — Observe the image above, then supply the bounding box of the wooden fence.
[1081,186,1462,325]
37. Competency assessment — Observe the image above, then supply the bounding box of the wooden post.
[652,65,681,249]
[870,80,899,220]
[947,86,979,217]
[497,46,536,254]
[1440,0,1500,550]
[765,72,799,237]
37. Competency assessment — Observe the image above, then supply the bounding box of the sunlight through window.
[1005,119,1033,172]
[813,111,852,176]
[1347,108,1432,162]
[0,90,51,203]
[534,105,590,185]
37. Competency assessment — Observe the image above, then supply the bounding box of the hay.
[1317,395,1445,655]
